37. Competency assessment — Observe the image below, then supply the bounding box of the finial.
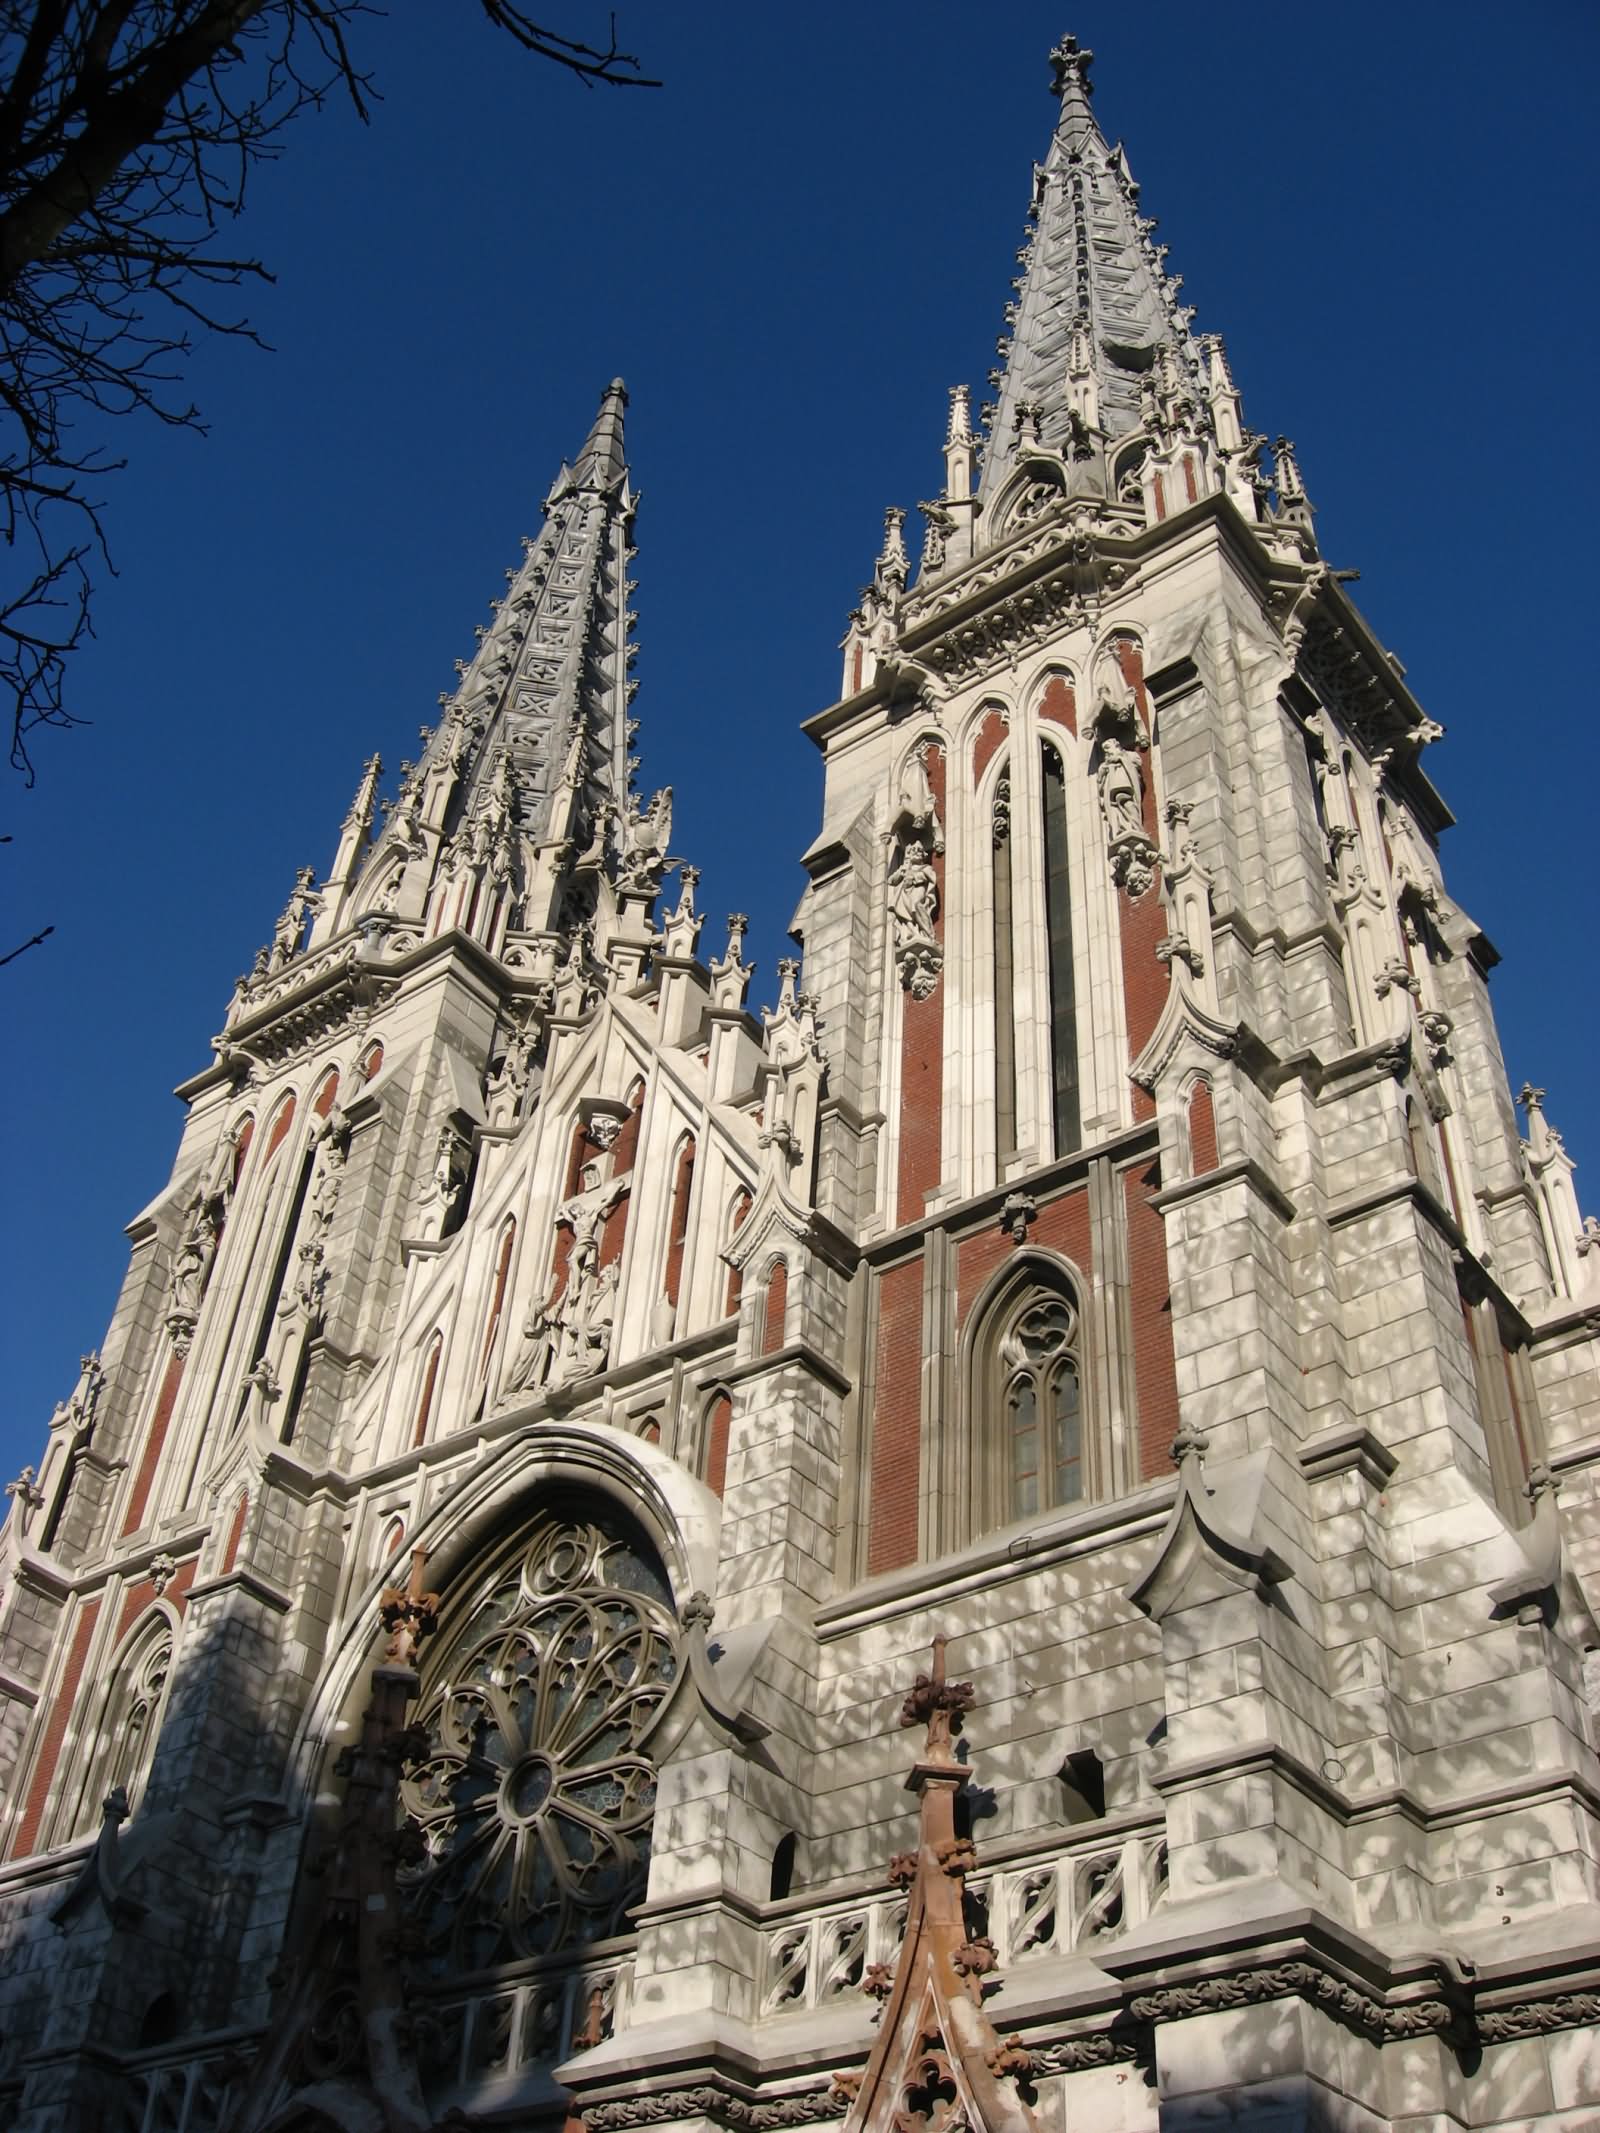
[1274,436,1306,502]
[946,384,973,446]
[898,1634,976,1759]
[1171,1424,1209,1473]
[1048,32,1094,101]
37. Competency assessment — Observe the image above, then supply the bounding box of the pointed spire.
[978,33,1212,510]
[569,376,629,492]
[343,382,638,937]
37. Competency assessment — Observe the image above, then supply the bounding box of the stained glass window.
[398,1508,678,1973]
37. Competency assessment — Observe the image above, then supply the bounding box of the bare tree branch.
[0,1,658,783]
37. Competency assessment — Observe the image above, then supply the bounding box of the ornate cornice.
[582,2085,845,2132]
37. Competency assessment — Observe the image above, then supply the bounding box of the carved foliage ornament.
[398,1511,678,1971]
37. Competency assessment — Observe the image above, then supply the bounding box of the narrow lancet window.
[1004,1296,1083,1519]
[1041,745,1080,1154]
[992,770,1017,1160]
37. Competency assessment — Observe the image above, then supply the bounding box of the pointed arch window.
[74,1617,175,1834]
[397,1504,678,1973]
[968,1264,1091,1538]
[1002,1296,1083,1519]
[1041,742,1081,1155]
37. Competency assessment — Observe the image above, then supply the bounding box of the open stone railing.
[117,1956,634,2130]
[760,1824,1168,2019]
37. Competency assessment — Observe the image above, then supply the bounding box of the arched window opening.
[664,1135,697,1310]
[98,1622,175,1823]
[137,1993,180,2048]
[992,761,1017,1160]
[1060,1747,1106,1824]
[361,1041,385,1082]
[1003,1296,1083,1518]
[1186,1080,1218,1175]
[313,1067,341,1119]
[1041,744,1081,1155]
[770,1831,798,1902]
[397,1503,678,1974]
[724,1190,752,1315]
[263,1092,298,1165]
[970,1265,1089,1537]
[763,1259,788,1356]
[412,1334,444,1449]
[704,1391,733,1499]
[478,1222,517,1381]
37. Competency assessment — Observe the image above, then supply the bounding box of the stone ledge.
[816,1479,1174,1639]
[720,1342,853,1402]
[1148,1154,1295,1224]
[185,1566,293,1614]
[1298,1422,1398,1489]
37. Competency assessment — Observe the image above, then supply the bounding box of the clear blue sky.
[4,2,1597,1463]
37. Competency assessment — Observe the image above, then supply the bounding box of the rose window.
[398,1508,678,1972]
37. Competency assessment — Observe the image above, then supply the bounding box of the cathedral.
[5,33,1600,2133]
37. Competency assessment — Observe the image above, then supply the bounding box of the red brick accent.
[1109,639,1167,1120]
[725,1190,752,1314]
[665,1137,696,1308]
[121,1349,186,1536]
[549,1122,597,1306]
[972,709,1008,783]
[13,1598,100,1859]
[263,1092,297,1163]
[1188,1081,1218,1174]
[361,1042,384,1082]
[116,1556,197,1644]
[1038,674,1077,734]
[763,1260,788,1355]
[222,1490,250,1573]
[1152,471,1167,521]
[231,1116,255,1184]
[599,1086,644,1276]
[1125,1161,1180,1480]
[478,1223,516,1376]
[412,1336,443,1448]
[867,1257,923,1575]
[896,746,947,1226]
[313,1068,340,1118]
[955,1188,1094,1331]
[705,1393,732,1499]
[1183,454,1198,505]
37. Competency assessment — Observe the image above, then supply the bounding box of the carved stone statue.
[168,1199,219,1321]
[889,838,939,946]
[888,836,943,999]
[616,787,672,893]
[429,1125,470,1220]
[506,1163,631,1396]
[558,1162,630,1286]
[1096,737,1145,846]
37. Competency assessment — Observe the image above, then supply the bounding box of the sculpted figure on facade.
[888,836,942,1000]
[166,1197,220,1343]
[616,786,672,893]
[509,1160,630,1395]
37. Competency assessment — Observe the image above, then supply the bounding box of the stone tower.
[3,35,1599,2133]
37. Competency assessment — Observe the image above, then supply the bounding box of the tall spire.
[978,32,1205,506]
[337,380,639,936]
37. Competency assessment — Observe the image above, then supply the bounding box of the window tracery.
[397,1507,678,1974]
[967,1265,1091,1539]
[1001,1295,1083,1519]
[74,1617,174,1834]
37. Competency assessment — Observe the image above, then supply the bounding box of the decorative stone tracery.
[397,1509,677,1971]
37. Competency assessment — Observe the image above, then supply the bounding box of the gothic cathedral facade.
[4,37,1599,2133]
